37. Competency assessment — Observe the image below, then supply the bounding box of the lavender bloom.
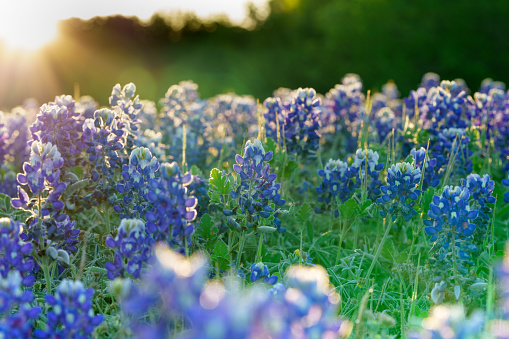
[0,271,41,339]
[249,262,278,285]
[263,96,285,141]
[373,107,396,143]
[37,279,103,338]
[410,147,440,191]
[145,162,198,252]
[106,219,151,279]
[0,218,35,287]
[424,81,468,129]
[377,162,421,221]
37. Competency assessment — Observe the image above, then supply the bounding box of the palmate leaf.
[211,239,230,271]
[295,202,312,222]
[195,213,218,240]
[338,198,360,220]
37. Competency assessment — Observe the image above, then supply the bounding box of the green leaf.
[282,160,298,179]
[209,168,232,196]
[421,187,435,215]
[338,198,360,220]
[190,165,204,177]
[195,213,218,239]
[264,137,278,156]
[360,199,373,214]
[211,239,230,271]
[295,202,312,222]
[306,220,314,243]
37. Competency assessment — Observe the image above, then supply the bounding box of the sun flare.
[0,3,59,51]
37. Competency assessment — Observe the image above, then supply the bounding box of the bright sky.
[0,0,268,51]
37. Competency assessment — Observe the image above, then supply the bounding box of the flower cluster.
[29,96,83,169]
[82,108,125,183]
[431,127,473,180]
[373,107,396,143]
[377,162,421,221]
[282,88,322,157]
[187,174,210,218]
[323,74,364,134]
[12,142,80,256]
[109,83,143,156]
[145,162,198,252]
[424,186,479,301]
[249,262,278,285]
[114,147,160,219]
[224,139,285,233]
[0,271,41,339]
[0,217,34,287]
[105,219,151,279]
[349,148,384,202]
[461,174,496,248]
[118,245,347,339]
[410,147,440,191]
[423,81,468,129]
[408,305,484,339]
[36,279,104,338]
[315,159,355,216]
[160,81,210,167]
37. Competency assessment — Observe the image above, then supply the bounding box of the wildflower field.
[2,72,509,338]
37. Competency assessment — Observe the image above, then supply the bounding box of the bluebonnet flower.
[315,159,355,216]
[461,174,496,248]
[420,72,440,90]
[11,142,80,257]
[36,279,104,338]
[249,262,278,285]
[114,147,160,219]
[323,75,364,134]
[424,186,479,298]
[28,97,83,168]
[145,162,197,252]
[480,78,506,94]
[0,217,35,287]
[403,86,428,121]
[187,173,209,218]
[348,148,384,202]
[105,218,151,279]
[135,129,167,161]
[109,83,143,157]
[119,245,347,339]
[504,177,509,204]
[263,96,285,141]
[410,147,440,191]
[0,169,18,197]
[160,81,211,167]
[466,89,506,144]
[408,305,484,339]
[5,108,31,169]
[423,81,468,129]
[80,108,126,209]
[377,162,421,221]
[424,186,478,243]
[373,107,396,143]
[431,128,473,180]
[282,88,322,157]
[0,270,41,339]
[226,139,285,232]
[75,95,98,121]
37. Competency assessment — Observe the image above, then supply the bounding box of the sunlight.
[0,3,59,51]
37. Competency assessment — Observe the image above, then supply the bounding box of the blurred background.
[1,0,508,110]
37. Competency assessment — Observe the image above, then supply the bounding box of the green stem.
[42,256,52,293]
[364,218,396,280]
[236,231,247,270]
[255,233,264,262]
